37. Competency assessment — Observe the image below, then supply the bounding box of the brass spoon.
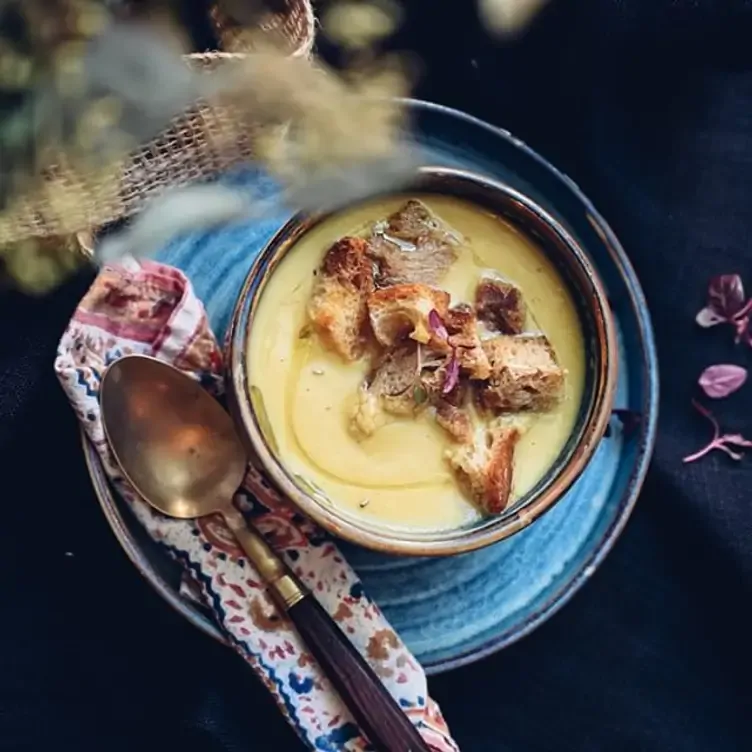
[99,354,430,752]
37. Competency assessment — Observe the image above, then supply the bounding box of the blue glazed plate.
[82,99,658,674]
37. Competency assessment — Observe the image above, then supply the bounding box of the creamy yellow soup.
[248,195,585,533]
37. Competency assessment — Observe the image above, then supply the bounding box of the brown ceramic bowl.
[226,167,617,556]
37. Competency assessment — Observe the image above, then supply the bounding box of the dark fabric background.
[2,1,751,750]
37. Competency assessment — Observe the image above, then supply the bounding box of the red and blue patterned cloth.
[54,257,459,752]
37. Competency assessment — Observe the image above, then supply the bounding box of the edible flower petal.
[442,349,460,394]
[428,309,449,342]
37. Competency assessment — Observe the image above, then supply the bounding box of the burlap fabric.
[210,0,316,56]
[0,0,316,246]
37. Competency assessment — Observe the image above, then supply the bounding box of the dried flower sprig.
[321,0,403,52]
[0,232,89,294]
[0,2,203,211]
[683,400,752,463]
[0,1,415,291]
[478,0,550,37]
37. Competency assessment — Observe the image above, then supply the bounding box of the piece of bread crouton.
[475,276,526,334]
[445,304,491,379]
[368,199,461,287]
[307,237,374,361]
[418,363,474,443]
[385,199,456,243]
[367,283,450,347]
[368,345,422,416]
[445,423,521,514]
[350,345,423,438]
[419,305,490,379]
[478,334,564,412]
[433,400,474,444]
[420,359,468,405]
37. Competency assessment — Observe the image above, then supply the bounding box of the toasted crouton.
[478,334,564,412]
[386,199,455,241]
[475,277,526,334]
[418,363,473,442]
[307,237,374,361]
[420,358,468,405]
[419,306,490,378]
[445,423,521,513]
[368,345,422,416]
[434,400,474,443]
[350,345,423,437]
[368,199,461,286]
[368,283,450,347]
[444,304,491,379]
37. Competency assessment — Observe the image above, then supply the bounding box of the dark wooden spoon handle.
[287,594,433,752]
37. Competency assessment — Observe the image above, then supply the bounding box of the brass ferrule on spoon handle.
[221,508,307,608]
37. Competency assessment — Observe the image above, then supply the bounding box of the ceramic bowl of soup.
[226,167,617,556]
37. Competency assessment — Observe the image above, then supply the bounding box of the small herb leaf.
[413,384,428,404]
[695,274,752,344]
[698,364,748,399]
[707,274,746,319]
[721,434,752,449]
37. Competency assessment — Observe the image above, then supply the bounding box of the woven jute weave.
[210,0,316,57]
[0,0,316,245]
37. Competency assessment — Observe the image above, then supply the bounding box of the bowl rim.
[227,165,619,556]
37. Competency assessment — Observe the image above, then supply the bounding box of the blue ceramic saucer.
[82,99,658,674]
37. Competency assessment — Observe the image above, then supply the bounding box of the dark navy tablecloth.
[1,1,751,750]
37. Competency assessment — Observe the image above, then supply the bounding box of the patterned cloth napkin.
[54,257,459,752]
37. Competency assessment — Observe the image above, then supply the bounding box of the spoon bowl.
[100,355,246,519]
